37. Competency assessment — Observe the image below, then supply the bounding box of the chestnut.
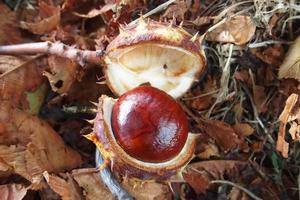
[112,85,189,163]
[87,86,197,179]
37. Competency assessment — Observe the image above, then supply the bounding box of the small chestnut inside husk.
[87,86,197,180]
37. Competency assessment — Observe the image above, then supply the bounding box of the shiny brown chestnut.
[87,86,197,179]
[112,85,188,163]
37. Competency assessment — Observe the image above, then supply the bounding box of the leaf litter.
[0,0,300,199]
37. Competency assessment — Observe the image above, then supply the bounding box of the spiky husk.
[104,19,206,98]
[89,95,197,180]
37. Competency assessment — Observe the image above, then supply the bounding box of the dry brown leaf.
[278,36,300,82]
[0,55,47,111]
[43,171,82,200]
[185,75,217,111]
[0,101,82,187]
[188,94,213,111]
[0,56,28,74]
[0,145,44,186]
[0,184,27,200]
[197,142,220,159]
[276,93,299,158]
[192,16,214,27]
[233,123,254,137]
[289,121,300,141]
[43,55,82,94]
[253,85,267,113]
[121,178,171,200]
[207,16,256,45]
[251,45,284,67]
[233,70,250,84]
[162,1,188,21]
[119,0,145,10]
[229,187,249,200]
[198,119,243,152]
[0,55,81,189]
[0,3,22,44]
[183,160,246,194]
[73,4,115,18]
[20,2,60,35]
[248,177,280,200]
[72,168,115,200]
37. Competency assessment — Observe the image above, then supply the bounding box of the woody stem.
[0,42,103,66]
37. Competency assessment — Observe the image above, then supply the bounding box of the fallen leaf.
[0,3,22,44]
[20,2,60,35]
[73,4,115,18]
[233,123,254,137]
[43,171,82,200]
[184,75,217,111]
[0,56,27,74]
[197,142,220,159]
[289,121,300,141]
[183,160,246,194]
[251,45,284,67]
[72,168,115,200]
[0,184,27,200]
[248,177,280,200]
[192,16,214,27]
[229,187,249,200]
[233,69,250,83]
[268,14,280,35]
[121,178,171,200]
[276,93,298,158]
[0,54,81,186]
[250,141,264,153]
[278,36,300,82]
[43,55,83,94]
[0,56,47,112]
[0,101,82,187]
[162,1,188,21]
[253,85,267,113]
[0,55,48,114]
[198,119,243,152]
[278,93,299,124]
[207,16,256,45]
[64,67,111,103]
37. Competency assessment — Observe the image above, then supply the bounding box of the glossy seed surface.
[111,86,188,163]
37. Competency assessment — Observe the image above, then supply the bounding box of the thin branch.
[210,180,263,200]
[181,90,219,101]
[206,44,234,118]
[140,0,177,19]
[248,40,292,48]
[0,42,103,66]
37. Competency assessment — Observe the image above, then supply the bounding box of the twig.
[214,0,253,22]
[248,40,292,48]
[0,0,177,66]
[181,90,219,101]
[0,42,103,66]
[95,149,133,200]
[210,180,263,200]
[128,0,177,26]
[240,82,275,145]
[281,15,300,36]
[140,0,177,19]
[206,44,233,117]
